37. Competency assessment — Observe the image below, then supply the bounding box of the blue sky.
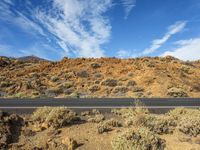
[0,0,200,60]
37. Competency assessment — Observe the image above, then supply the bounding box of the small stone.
[61,137,78,150]
[41,122,49,129]
[192,136,200,144]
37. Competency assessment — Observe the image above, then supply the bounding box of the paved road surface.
[0,98,200,114]
[0,98,200,108]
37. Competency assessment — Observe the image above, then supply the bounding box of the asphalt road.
[0,98,200,108]
[0,98,200,114]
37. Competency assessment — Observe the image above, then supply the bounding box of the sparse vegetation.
[1,57,200,98]
[111,128,166,150]
[167,87,188,97]
[32,107,79,128]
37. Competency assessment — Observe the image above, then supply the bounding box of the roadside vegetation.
[0,103,200,149]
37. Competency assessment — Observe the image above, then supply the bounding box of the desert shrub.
[167,87,188,97]
[97,123,112,134]
[180,65,191,74]
[89,85,100,92]
[178,115,200,137]
[127,72,134,77]
[50,76,59,82]
[92,109,101,114]
[111,102,148,119]
[76,70,89,78]
[130,86,144,92]
[45,88,63,97]
[32,107,56,122]
[59,81,74,89]
[101,78,118,87]
[127,80,136,86]
[32,107,79,128]
[168,108,200,136]
[64,72,74,79]
[111,128,165,150]
[113,86,129,94]
[87,114,105,123]
[134,114,176,134]
[97,119,122,134]
[0,81,12,88]
[111,108,136,118]
[168,107,200,120]
[104,118,122,127]
[94,73,102,78]
[91,63,101,69]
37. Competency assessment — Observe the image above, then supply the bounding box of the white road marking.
[0,106,199,109]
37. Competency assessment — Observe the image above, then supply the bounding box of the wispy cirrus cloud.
[116,21,187,58]
[142,21,187,55]
[121,0,136,19]
[162,38,200,60]
[0,0,113,58]
[35,0,112,57]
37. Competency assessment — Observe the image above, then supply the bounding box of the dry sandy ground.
[12,120,200,150]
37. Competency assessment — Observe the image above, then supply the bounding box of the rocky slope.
[0,56,200,98]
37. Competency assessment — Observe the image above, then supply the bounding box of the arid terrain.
[0,56,200,98]
[1,106,200,150]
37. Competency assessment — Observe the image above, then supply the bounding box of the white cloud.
[121,0,136,19]
[0,0,112,58]
[162,38,200,61]
[142,21,187,55]
[35,0,112,57]
[0,1,45,38]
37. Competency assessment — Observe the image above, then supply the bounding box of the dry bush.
[97,119,122,134]
[32,107,79,128]
[167,87,188,97]
[111,108,136,118]
[168,108,200,136]
[32,107,52,122]
[112,99,149,118]
[97,123,112,134]
[87,114,105,123]
[168,107,200,120]
[111,128,165,150]
[104,118,122,127]
[178,115,200,137]
[133,114,176,134]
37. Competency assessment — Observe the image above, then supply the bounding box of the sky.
[0,0,200,61]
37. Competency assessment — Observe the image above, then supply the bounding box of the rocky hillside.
[0,56,200,98]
